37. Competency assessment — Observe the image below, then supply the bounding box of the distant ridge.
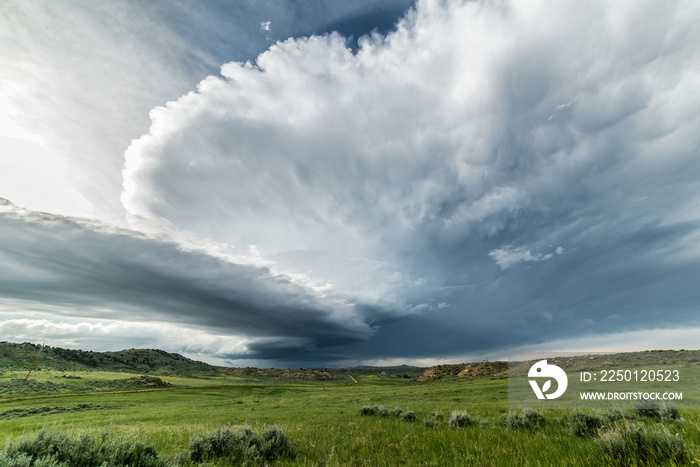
[0,342,218,376]
[415,361,508,382]
[0,342,425,380]
[414,349,700,382]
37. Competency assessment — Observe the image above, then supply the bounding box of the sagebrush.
[0,429,166,467]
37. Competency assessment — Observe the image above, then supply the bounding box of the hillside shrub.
[596,422,689,465]
[399,411,416,422]
[448,411,472,428]
[502,409,546,429]
[187,425,294,463]
[0,429,167,467]
[390,407,404,417]
[422,418,435,428]
[430,410,444,421]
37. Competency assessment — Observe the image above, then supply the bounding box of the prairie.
[1,345,699,465]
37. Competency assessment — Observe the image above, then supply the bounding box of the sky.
[1,0,700,368]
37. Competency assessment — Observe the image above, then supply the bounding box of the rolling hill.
[0,342,218,376]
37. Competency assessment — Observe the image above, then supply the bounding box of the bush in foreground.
[188,426,294,464]
[502,409,546,429]
[596,422,689,465]
[569,411,606,438]
[448,411,472,428]
[0,429,166,467]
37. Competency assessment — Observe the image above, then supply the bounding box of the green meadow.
[1,368,699,466]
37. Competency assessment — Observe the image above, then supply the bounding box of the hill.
[0,342,218,377]
[506,348,700,376]
[415,361,508,382]
[414,349,700,382]
[0,342,425,381]
[220,367,339,381]
[328,365,426,379]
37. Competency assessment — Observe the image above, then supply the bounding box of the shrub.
[596,422,689,465]
[188,426,257,462]
[0,429,167,467]
[103,438,163,467]
[400,411,417,422]
[422,418,435,428]
[569,411,605,438]
[360,405,387,416]
[430,410,444,421]
[390,407,405,417]
[633,399,680,421]
[259,427,295,460]
[187,425,294,463]
[605,409,629,422]
[360,405,375,416]
[448,411,472,428]
[502,409,546,429]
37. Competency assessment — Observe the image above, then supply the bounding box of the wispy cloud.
[489,246,563,270]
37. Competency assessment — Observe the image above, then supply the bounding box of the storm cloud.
[119,0,700,362]
[2,0,700,365]
[0,199,372,359]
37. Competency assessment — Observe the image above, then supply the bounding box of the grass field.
[1,367,699,466]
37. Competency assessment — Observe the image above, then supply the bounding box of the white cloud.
[123,0,700,262]
[117,0,700,362]
[0,317,250,357]
[0,1,417,224]
[488,246,559,270]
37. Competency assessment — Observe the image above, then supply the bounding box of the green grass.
[1,373,697,466]
[2,347,700,464]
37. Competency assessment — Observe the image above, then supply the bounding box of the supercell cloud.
[2,0,700,365]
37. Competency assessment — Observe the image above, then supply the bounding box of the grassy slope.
[0,373,698,464]
[1,375,697,465]
[0,342,218,376]
[1,346,699,465]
